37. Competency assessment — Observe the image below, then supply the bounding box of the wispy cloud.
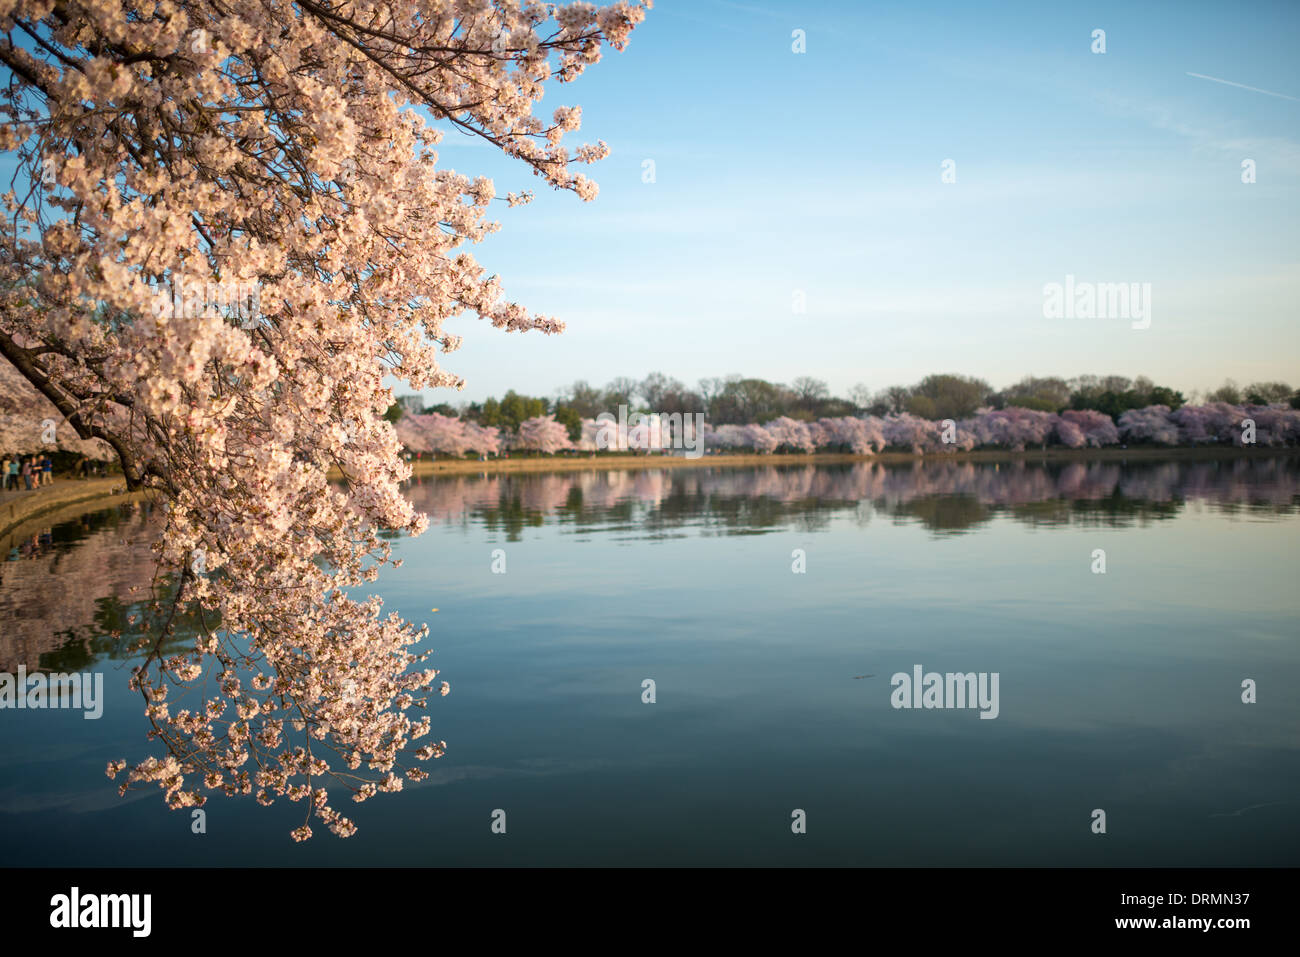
[1185,72,1298,102]
[1091,90,1300,171]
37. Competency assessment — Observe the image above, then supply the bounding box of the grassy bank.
[389,444,1299,479]
[0,478,145,544]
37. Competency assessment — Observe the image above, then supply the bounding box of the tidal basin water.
[2,455,1299,866]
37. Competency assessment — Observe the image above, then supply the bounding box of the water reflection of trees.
[5,456,1296,670]
[403,456,1300,539]
[0,501,194,671]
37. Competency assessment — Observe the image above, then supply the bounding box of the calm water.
[2,455,1299,865]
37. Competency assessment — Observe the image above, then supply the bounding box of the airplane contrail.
[1186,72,1298,101]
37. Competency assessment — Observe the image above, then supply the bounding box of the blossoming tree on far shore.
[517,414,574,453]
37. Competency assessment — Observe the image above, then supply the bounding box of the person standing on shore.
[0,456,9,492]
[21,456,33,490]
[41,454,53,487]
[6,457,17,490]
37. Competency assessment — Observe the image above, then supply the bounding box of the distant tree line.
[388,373,1300,430]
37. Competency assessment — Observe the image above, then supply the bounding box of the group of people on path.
[1,454,54,491]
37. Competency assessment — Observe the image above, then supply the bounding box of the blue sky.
[4,1,1295,405]
[425,0,1299,405]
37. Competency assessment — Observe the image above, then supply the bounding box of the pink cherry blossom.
[0,0,649,839]
[1117,406,1179,446]
[517,414,574,454]
[763,416,817,453]
[1058,409,1120,448]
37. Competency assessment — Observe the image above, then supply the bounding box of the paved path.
[0,477,134,539]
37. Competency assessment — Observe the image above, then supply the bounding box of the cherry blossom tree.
[517,414,573,453]
[1117,406,1179,446]
[396,412,472,456]
[1171,402,1237,444]
[1058,409,1119,448]
[967,407,1057,451]
[703,423,751,451]
[392,415,433,455]
[514,402,1297,462]
[942,420,979,452]
[743,422,779,453]
[462,420,501,457]
[394,396,1299,463]
[1053,417,1086,449]
[0,0,648,839]
[426,413,469,456]
[817,416,883,454]
[1238,403,1300,447]
[763,416,816,452]
[1169,402,1300,446]
[881,412,942,453]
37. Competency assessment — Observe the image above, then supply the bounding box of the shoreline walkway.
[0,477,137,541]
